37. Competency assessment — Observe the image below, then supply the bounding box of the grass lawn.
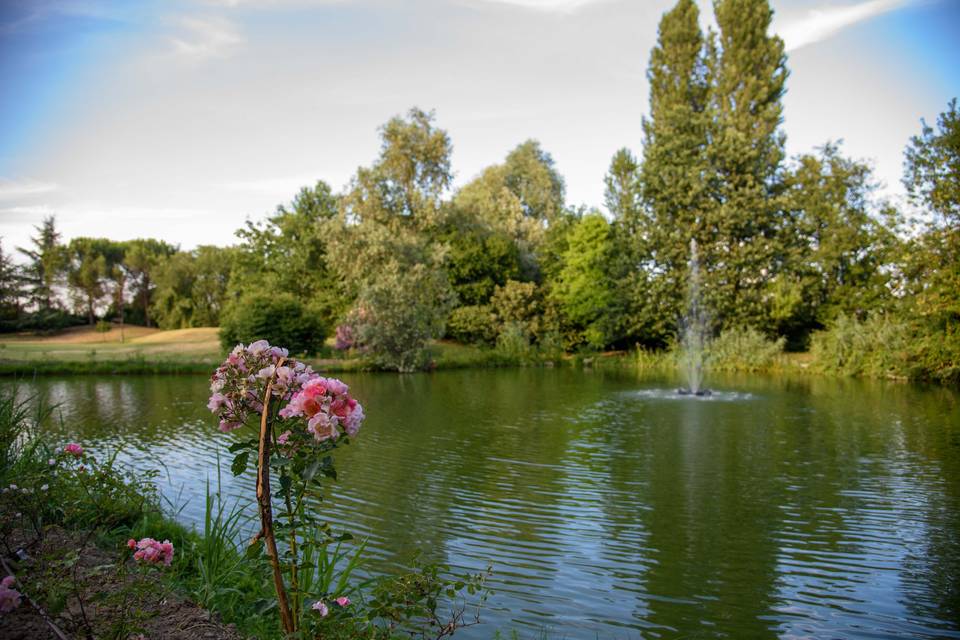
[0,326,510,375]
[0,325,224,374]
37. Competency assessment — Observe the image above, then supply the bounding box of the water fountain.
[677,238,711,396]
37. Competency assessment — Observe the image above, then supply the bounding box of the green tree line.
[1,0,957,381]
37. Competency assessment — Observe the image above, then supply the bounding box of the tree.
[453,140,567,281]
[17,216,65,312]
[899,98,960,382]
[329,108,457,369]
[777,143,897,343]
[65,238,114,324]
[705,0,789,328]
[152,246,234,330]
[346,264,455,372]
[124,239,177,327]
[0,239,25,328]
[219,291,326,355]
[904,98,960,228]
[442,220,522,307]
[605,148,642,225]
[233,181,342,327]
[633,0,711,341]
[551,212,620,348]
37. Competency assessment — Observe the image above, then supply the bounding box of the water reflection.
[4,370,960,638]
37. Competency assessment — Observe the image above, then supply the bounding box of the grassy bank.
[1,324,947,386]
[0,327,529,376]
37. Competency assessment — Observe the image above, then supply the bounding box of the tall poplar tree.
[634,0,711,341]
[707,0,788,328]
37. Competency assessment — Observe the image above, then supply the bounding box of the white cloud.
[0,178,60,200]
[776,0,915,52]
[170,16,244,59]
[221,175,325,196]
[469,0,610,13]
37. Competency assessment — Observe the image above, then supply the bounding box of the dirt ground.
[0,527,243,640]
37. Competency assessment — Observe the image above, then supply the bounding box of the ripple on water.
[6,372,960,640]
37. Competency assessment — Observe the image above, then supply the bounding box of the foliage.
[16,215,66,313]
[442,222,522,307]
[550,213,620,348]
[490,280,542,340]
[152,245,233,329]
[219,292,326,356]
[904,97,960,226]
[776,143,898,345]
[707,326,785,372]
[347,265,456,372]
[809,314,913,379]
[447,305,498,346]
[232,181,344,329]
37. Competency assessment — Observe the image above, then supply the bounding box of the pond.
[6,369,960,638]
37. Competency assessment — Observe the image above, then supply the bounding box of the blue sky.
[1,0,958,253]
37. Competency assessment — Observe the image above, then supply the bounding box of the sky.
[1,0,958,255]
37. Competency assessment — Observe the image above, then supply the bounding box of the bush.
[447,305,497,346]
[810,314,914,379]
[707,326,785,371]
[219,292,326,355]
[347,265,456,372]
[495,321,535,362]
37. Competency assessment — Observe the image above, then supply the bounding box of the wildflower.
[335,596,350,607]
[8,484,16,491]
[40,484,48,491]
[127,539,137,550]
[131,538,174,566]
[48,458,56,466]
[311,600,329,617]
[277,430,292,445]
[64,443,84,457]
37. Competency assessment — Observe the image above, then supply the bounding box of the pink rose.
[64,443,84,457]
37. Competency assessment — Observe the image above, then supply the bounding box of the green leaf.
[228,439,256,453]
[231,451,250,476]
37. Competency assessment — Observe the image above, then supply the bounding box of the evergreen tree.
[0,239,25,326]
[17,216,65,312]
[706,0,788,328]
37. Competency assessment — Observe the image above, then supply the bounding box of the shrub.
[490,280,541,337]
[447,305,497,346]
[495,321,535,362]
[347,265,455,372]
[219,292,326,355]
[810,314,913,379]
[707,326,785,371]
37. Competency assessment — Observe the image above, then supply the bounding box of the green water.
[7,369,960,638]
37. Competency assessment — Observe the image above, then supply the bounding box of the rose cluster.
[209,340,364,442]
[280,376,364,442]
[127,537,175,566]
[0,576,21,614]
[208,340,315,432]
